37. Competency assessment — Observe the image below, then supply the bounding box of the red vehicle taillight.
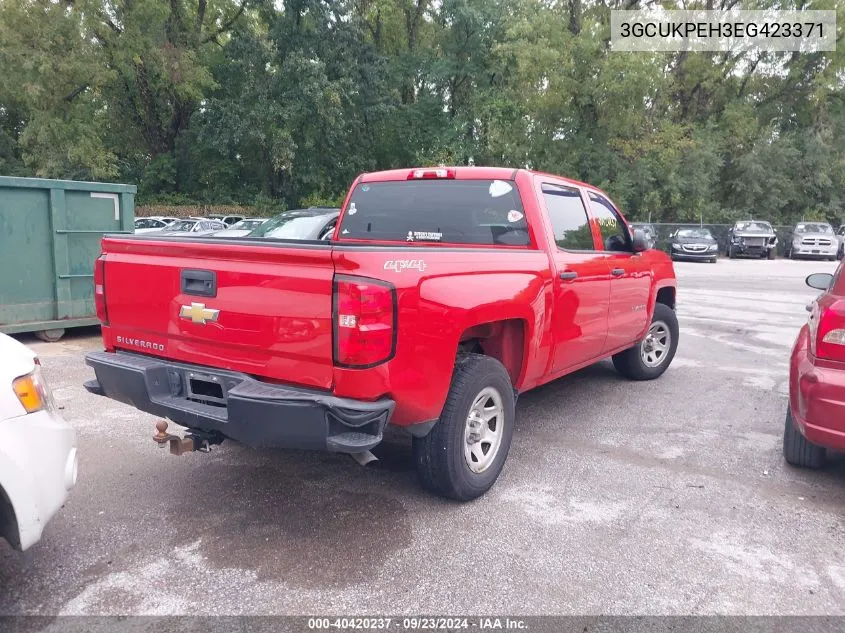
[333,275,396,368]
[94,255,108,325]
[814,300,845,362]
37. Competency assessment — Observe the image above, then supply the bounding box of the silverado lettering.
[85,166,678,501]
[115,336,165,352]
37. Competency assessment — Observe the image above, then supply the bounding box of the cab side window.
[588,192,631,252]
[542,184,595,251]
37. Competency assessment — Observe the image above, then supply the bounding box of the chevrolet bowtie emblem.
[179,302,220,325]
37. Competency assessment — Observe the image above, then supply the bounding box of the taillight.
[94,255,108,325]
[408,168,455,179]
[815,300,845,362]
[333,275,396,368]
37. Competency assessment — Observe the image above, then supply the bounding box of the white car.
[210,218,269,238]
[0,333,77,550]
[134,216,178,234]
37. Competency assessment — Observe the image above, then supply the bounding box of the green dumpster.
[0,176,135,341]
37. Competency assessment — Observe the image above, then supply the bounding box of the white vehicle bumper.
[793,244,839,257]
[0,410,77,550]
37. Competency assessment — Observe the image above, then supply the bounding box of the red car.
[85,167,678,500]
[785,264,845,467]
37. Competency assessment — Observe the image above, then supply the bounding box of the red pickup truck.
[85,167,678,500]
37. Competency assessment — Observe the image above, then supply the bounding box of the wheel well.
[458,319,525,385]
[0,484,20,550]
[656,286,675,310]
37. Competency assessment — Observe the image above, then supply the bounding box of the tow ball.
[153,420,224,456]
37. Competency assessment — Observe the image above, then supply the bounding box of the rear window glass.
[337,180,530,246]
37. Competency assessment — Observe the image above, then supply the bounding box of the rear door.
[536,181,612,372]
[585,192,652,352]
[102,238,336,390]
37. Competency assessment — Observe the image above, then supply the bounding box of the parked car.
[0,333,77,550]
[155,218,227,237]
[786,222,838,261]
[246,208,340,241]
[205,214,244,227]
[727,220,777,259]
[210,218,269,238]
[134,216,177,234]
[631,223,657,249]
[668,228,718,263]
[783,266,845,469]
[84,166,678,501]
[836,226,845,259]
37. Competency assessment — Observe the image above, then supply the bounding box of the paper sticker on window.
[348,202,357,216]
[406,231,442,242]
[489,180,513,198]
[507,210,524,223]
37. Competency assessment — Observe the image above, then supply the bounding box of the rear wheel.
[413,354,515,501]
[783,407,825,469]
[612,303,679,381]
[767,248,776,260]
[728,245,735,259]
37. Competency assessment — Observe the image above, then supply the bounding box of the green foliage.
[0,0,844,226]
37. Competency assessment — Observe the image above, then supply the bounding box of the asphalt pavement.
[2,258,845,616]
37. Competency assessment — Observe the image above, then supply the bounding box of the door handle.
[611,268,625,277]
[559,271,578,281]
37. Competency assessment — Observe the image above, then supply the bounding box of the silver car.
[787,222,839,261]
[246,208,340,241]
[155,218,227,237]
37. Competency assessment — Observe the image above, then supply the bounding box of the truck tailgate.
[100,237,335,390]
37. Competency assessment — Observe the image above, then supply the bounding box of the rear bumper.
[84,351,394,453]
[789,329,845,451]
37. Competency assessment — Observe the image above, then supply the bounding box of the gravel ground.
[1,258,845,617]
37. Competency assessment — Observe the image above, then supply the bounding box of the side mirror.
[806,273,834,291]
[632,228,648,253]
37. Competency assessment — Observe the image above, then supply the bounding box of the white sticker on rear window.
[348,202,357,215]
[507,210,524,223]
[406,231,442,242]
[489,180,513,198]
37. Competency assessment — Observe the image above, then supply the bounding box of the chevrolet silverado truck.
[84,167,678,500]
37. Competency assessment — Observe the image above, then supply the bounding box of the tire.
[728,245,735,259]
[767,248,775,260]
[413,354,515,501]
[709,258,717,263]
[612,303,679,381]
[35,328,65,342]
[783,407,825,469]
